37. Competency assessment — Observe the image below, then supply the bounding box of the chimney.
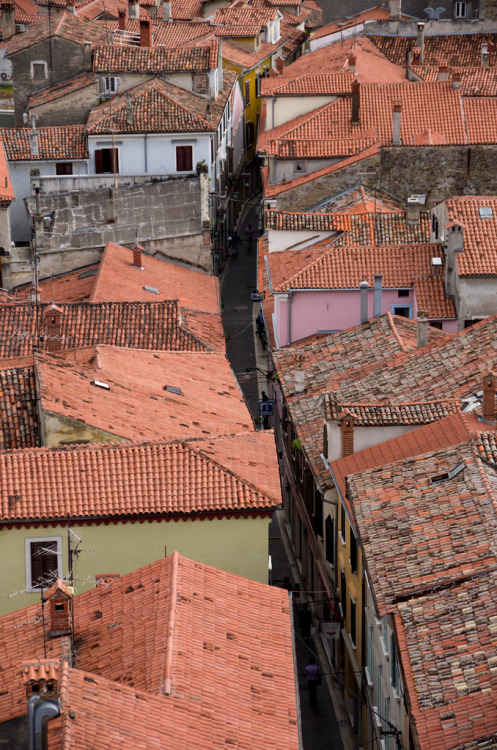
[481,43,490,67]
[128,0,140,19]
[23,661,60,701]
[29,285,41,305]
[43,301,64,352]
[482,372,496,423]
[275,56,284,75]
[30,115,39,158]
[452,70,461,90]
[389,0,401,19]
[360,280,369,323]
[132,244,144,268]
[445,221,464,296]
[351,79,360,125]
[45,578,73,637]
[373,274,382,317]
[66,0,76,13]
[416,22,425,64]
[140,18,153,47]
[416,310,429,348]
[125,92,133,125]
[1,0,15,40]
[163,0,171,19]
[348,53,356,73]
[33,187,44,251]
[294,353,305,393]
[411,46,421,66]
[407,195,421,225]
[118,9,127,29]
[340,410,355,457]
[438,62,448,81]
[392,102,402,145]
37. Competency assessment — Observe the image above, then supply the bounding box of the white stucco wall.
[264,94,337,129]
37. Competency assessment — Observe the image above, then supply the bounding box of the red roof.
[0,126,88,161]
[445,196,497,276]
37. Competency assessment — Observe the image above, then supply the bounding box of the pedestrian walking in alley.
[245,223,254,250]
[298,602,312,642]
[304,657,322,709]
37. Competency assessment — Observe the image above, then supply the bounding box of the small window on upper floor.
[32,61,47,80]
[454,0,466,17]
[56,162,73,176]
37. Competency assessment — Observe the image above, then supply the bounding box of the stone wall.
[273,145,497,211]
[30,79,100,127]
[18,174,211,282]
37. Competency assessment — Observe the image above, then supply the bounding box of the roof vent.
[91,380,110,390]
[164,385,182,395]
[430,461,465,485]
[143,285,159,294]
[431,257,442,267]
[479,206,493,218]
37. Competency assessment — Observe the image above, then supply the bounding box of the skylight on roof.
[479,207,493,218]
[164,385,182,395]
[431,257,442,267]
[430,461,465,485]
[91,380,110,390]
[143,285,159,295]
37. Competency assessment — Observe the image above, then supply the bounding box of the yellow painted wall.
[42,411,127,447]
[337,503,364,672]
[0,514,271,615]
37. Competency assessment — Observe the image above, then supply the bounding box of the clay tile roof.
[0,364,39,449]
[324,397,460,425]
[13,266,99,303]
[86,74,234,134]
[170,0,203,19]
[463,97,497,144]
[411,65,497,95]
[369,32,497,68]
[28,72,97,109]
[0,432,281,521]
[5,12,110,55]
[260,71,354,96]
[35,346,253,441]
[0,553,299,749]
[311,5,393,39]
[221,37,282,67]
[0,125,88,161]
[0,300,214,358]
[445,196,497,275]
[213,5,278,25]
[93,42,217,72]
[314,185,404,214]
[22,660,60,684]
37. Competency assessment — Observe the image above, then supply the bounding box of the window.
[102,76,118,95]
[95,148,119,175]
[390,633,399,689]
[340,503,346,543]
[26,537,62,591]
[294,160,306,173]
[31,61,47,80]
[244,80,251,106]
[340,569,346,618]
[350,596,356,646]
[397,289,409,298]
[391,305,412,318]
[350,531,357,574]
[432,213,439,238]
[56,162,73,176]
[454,0,466,17]
[323,424,328,457]
[325,514,334,564]
[176,145,193,172]
[246,121,254,148]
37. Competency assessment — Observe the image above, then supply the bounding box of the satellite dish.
[424,7,435,17]
[434,6,445,17]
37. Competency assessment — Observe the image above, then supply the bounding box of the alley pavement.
[220,182,357,750]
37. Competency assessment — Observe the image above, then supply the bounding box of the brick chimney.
[23,660,60,700]
[389,0,401,19]
[416,22,425,64]
[416,310,429,348]
[275,56,284,75]
[339,410,355,457]
[140,18,153,47]
[438,62,448,81]
[132,244,144,268]
[392,102,402,145]
[360,280,369,323]
[128,0,140,19]
[1,0,15,41]
[43,302,64,352]
[118,9,127,29]
[482,372,496,423]
[351,79,360,125]
[348,53,356,73]
[45,579,73,638]
[452,71,461,90]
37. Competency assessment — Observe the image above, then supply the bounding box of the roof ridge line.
[386,310,408,352]
[163,551,178,696]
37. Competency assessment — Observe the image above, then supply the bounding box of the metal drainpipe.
[288,292,294,345]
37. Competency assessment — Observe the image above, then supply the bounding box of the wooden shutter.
[95,149,104,174]
[30,541,58,587]
[110,148,119,174]
[176,146,192,172]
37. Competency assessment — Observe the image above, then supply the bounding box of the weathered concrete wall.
[274,145,497,212]
[21,175,211,280]
[10,38,93,126]
[30,79,100,126]
[42,412,128,447]
[0,715,28,750]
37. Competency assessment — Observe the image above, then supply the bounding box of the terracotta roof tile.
[212,5,279,25]
[13,266,99,303]
[86,73,234,133]
[311,6,396,40]
[93,41,218,72]
[313,184,404,214]
[463,97,497,144]
[0,125,88,161]
[0,365,39,449]
[5,11,110,55]
[221,37,283,67]
[0,142,14,202]
[0,300,214,358]
[444,196,497,276]
[35,346,254,441]
[369,32,497,68]
[260,71,354,96]
[0,432,281,520]
[28,72,97,109]
[0,553,299,750]
[410,65,497,95]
